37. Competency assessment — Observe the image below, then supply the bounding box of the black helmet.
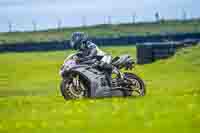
[70,32,88,50]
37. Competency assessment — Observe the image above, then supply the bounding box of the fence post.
[32,20,37,32]
[182,9,187,21]
[132,12,136,24]
[8,21,12,32]
[108,16,111,25]
[57,19,62,30]
[155,12,160,22]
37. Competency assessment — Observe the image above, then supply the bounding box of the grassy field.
[0,19,200,44]
[0,46,200,133]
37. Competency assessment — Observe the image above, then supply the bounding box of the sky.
[0,0,199,32]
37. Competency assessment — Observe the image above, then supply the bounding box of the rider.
[70,32,112,86]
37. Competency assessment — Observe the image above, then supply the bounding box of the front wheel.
[124,73,146,96]
[60,72,89,100]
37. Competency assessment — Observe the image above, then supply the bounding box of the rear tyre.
[124,73,146,96]
[60,72,89,100]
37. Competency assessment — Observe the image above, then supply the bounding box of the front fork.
[72,75,80,88]
[112,66,125,80]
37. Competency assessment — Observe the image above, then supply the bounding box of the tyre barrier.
[0,40,70,53]
[0,32,200,53]
[136,40,199,64]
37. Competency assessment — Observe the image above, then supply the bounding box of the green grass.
[0,46,136,96]
[0,46,200,133]
[0,19,200,44]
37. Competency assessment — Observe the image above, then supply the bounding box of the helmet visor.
[70,40,75,49]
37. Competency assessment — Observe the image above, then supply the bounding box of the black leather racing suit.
[77,41,112,86]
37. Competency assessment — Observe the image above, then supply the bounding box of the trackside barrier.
[136,40,199,64]
[0,32,200,53]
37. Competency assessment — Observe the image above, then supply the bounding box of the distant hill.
[0,18,200,44]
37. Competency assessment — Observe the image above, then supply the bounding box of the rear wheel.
[124,73,146,96]
[60,72,89,100]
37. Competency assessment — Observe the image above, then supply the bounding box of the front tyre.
[124,73,146,96]
[60,72,89,100]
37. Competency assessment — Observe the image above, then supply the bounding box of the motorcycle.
[59,53,146,100]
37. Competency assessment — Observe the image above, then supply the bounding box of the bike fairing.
[59,32,146,99]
